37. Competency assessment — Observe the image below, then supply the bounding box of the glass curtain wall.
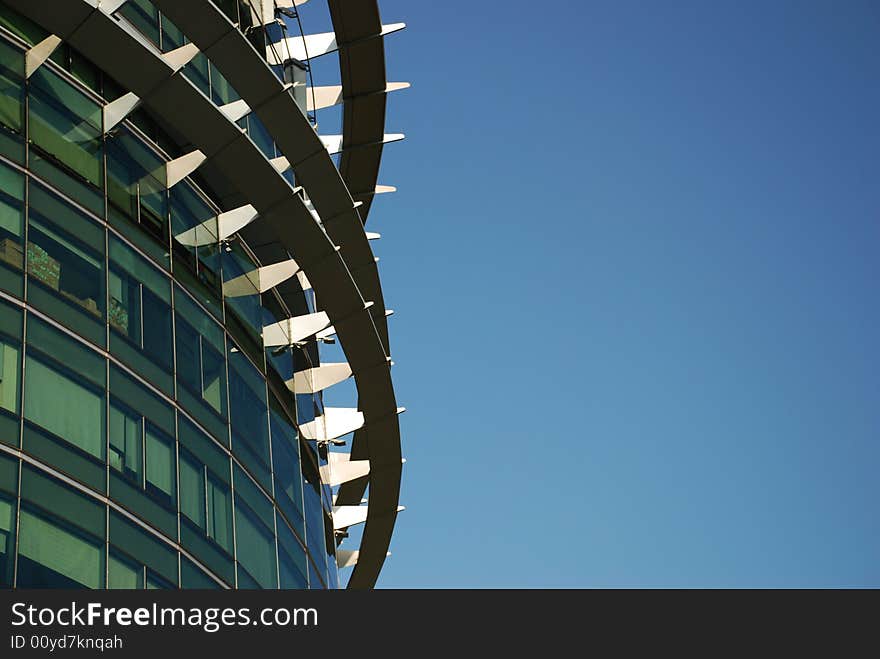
[0,8,333,590]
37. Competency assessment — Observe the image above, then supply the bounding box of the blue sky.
[320,0,880,587]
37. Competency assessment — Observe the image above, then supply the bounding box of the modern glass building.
[0,0,405,590]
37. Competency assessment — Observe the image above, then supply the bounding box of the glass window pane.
[108,267,140,342]
[0,159,24,261]
[0,5,47,48]
[29,153,104,216]
[0,452,16,495]
[207,474,231,551]
[109,235,173,375]
[223,243,263,366]
[142,287,173,359]
[277,519,307,590]
[0,492,15,587]
[20,464,104,536]
[296,392,317,427]
[108,366,176,514]
[244,114,275,160]
[17,507,103,588]
[170,182,215,259]
[24,355,104,459]
[139,177,166,238]
[109,400,142,480]
[302,450,327,576]
[0,336,20,414]
[26,316,103,385]
[195,242,222,302]
[68,49,100,95]
[109,365,174,436]
[28,218,104,317]
[106,127,168,245]
[109,551,144,589]
[0,39,23,117]
[308,560,324,590]
[175,313,200,392]
[109,235,170,303]
[174,285,224,355]
[179,450,205,529]
[229,350,268,463]
[235,500,277,589]
[181,557,220,589]
[179,443,233,584]
[183,52,210,97]
[0,39,25,162]
[210,62,239,106]
[169,183,223,317]
[202,340,226,414]
[145,426,175,501]
[159,12,185,52]
[108,510,177,585]
[271,405,303,533]
[175,286,227,419]
[118,0,159,46]
[146,572,174,589]
[27,183,105,339]
[178,415,228,480]
[262,295,293,382]
[0,161,25,293]
[179,427,232,556]
[28,66,103,189]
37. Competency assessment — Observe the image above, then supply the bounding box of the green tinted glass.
[0,336,20,414]
[117,0,159,46]
[109,552,144,589]
[28,67,102,187]
[181,557,220,589]
[179,450,205,528]
[109,399,142,480]
[145,426,175,500]
[17,507,103,588]
[24,354,104,459]
[0,161,23,242]
[0,492,13,587]
[235,500,277,589]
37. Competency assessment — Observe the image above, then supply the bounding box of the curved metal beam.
[327,0,397,223]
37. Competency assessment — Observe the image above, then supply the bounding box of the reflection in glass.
[109,400,142,481]
[24,354,104,459]
[27,183,105,333]
[107,127,168,244]
[16,507,103,588]
[180,446,233,552]
[109,236,173,374]
[0,163,24,290]
[235,499,277,589]
[0,494,14,587]
[145,426,175,503]
[175,299,228,419]
[108,551,144,589]
[0,337,20,414]
[109,395,176,507]
[28,65,103,212]
[0,39,24,161]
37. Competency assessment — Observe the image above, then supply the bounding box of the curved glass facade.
[0,4,340,590]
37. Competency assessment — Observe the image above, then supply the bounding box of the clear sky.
[320,0,880,587]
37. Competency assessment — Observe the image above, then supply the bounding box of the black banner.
[0,589,874,655]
